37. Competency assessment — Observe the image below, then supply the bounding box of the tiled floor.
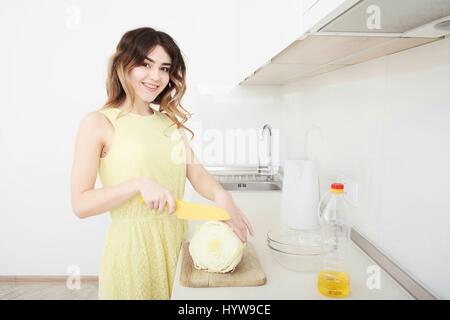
[0,281,98,300]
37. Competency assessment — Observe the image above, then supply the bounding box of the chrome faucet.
[257,124,273,180]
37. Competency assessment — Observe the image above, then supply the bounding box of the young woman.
[70,27,254,300]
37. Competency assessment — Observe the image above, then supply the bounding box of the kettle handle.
[304,125,323,161]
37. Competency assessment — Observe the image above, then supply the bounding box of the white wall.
[280,37,450,299]
[0,1,281,276]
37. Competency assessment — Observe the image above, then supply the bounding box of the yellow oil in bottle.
[317,270,350,298]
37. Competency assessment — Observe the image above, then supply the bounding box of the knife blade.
[139,197,230,221]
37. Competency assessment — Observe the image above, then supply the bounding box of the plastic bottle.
[317,182,351,298]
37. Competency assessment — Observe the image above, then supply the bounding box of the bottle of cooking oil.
[317,182,351,298]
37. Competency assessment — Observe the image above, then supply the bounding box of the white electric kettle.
[280,159,320,229]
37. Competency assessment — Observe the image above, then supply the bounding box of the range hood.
[240,0,450,85]
[318,0,450,36]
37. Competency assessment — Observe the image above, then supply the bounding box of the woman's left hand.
[214,191,254,243]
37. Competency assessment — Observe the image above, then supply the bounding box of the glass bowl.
[267,227,323,273]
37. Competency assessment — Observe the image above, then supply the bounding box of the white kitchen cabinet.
[234,0,303,84]
[234,0,357,84]
[238,0,448,85]
[301,0,320,15]
[301,0,356,33]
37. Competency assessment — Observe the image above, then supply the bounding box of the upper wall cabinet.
[301,0,349,32]
[234,0,349,84]
[234,0,303,84]
[237,0,450,85]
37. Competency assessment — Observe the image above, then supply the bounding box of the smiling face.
[128,44,172,105]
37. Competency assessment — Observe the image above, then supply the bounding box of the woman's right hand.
[137,177,176,214]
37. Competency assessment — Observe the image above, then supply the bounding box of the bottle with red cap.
[317,182,352,298]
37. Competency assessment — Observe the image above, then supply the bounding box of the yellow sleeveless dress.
[97,106,188,300]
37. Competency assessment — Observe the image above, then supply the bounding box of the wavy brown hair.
[100,27,194,139]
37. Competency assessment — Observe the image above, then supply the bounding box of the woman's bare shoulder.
[80,110,104,123]
[78,110,112,141]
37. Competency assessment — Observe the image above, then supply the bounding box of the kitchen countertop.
[172,191,413,300]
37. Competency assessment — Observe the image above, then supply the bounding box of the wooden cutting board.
[179,241,266,288]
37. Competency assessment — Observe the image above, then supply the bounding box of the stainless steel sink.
[206,166,283,192]
[220,181,282,191]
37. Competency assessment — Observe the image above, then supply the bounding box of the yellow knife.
[139,197,230,221]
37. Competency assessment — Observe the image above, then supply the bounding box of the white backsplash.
[279,37,450,299]
[183,85,282,167]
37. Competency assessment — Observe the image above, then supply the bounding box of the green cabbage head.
[189,221,246,273]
